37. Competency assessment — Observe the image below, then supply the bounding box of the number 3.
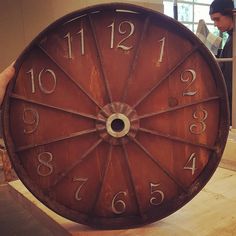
[189,108,208,135]
[180,69,197,96]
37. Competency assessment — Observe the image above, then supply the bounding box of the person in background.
[0,64,15,105]
[210,0,234,125]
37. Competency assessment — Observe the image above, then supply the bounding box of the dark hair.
[209,0,234,17]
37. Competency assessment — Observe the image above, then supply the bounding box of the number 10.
[27,68,57,94]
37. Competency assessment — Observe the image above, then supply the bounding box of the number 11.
[64,28,85,59]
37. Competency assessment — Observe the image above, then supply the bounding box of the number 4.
[184,153,197,175]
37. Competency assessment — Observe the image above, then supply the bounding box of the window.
[163,0,213,32]
[163,0,227,48]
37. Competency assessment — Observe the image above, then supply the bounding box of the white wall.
[0,0,163,71]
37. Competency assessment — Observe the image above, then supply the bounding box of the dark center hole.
[111,119,125,132]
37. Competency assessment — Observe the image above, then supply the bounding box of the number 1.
[158,37,165,63]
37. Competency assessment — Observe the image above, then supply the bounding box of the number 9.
[23,108,39,134]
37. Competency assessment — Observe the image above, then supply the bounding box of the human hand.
[0,63,15,106]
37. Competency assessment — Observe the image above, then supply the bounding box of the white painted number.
[27,68,57,94]
[189,108,208,135]
[64,32,73,59]
[111,191,127,214]
[37,152,54,177]
[64,28,85,59]
[150,183,165,206]
[108,21,135,51]
[184,153,197,175]
[23,108,39,134]
[73,177,88,201]
[158,37,165,63]
[180,69,197,96]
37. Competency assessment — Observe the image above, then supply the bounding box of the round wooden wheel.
[2,3,229,229]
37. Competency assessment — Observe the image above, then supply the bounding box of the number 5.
[150,183,165,206]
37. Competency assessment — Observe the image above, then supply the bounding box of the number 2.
[180,69,197,96]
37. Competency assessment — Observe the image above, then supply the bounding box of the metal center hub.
[96,102,140,145]
[106,113,130,138]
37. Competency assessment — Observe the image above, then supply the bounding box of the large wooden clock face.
[2,3,229,229]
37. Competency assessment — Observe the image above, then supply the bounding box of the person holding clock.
[0,64,15,105]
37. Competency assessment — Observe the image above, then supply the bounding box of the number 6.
[111,191,127,214]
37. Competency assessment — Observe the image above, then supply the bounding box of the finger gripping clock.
[2,3,229,229]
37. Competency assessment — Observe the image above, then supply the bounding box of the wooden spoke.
[130,136,188,192]
[37,44,108,115]
[51,138,103,188]
[139,127,216,151]
[88,14,113,104]
[89,144,113,215]
[16,128,98,152]
[122,16,150,102]
[122,141,143,218]
[132,45,199,109]
[133,96,220,120]
[11,93,105,122]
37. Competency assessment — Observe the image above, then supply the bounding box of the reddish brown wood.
[1,3,229,229]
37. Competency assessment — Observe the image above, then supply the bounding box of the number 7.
[73,177,88,201]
